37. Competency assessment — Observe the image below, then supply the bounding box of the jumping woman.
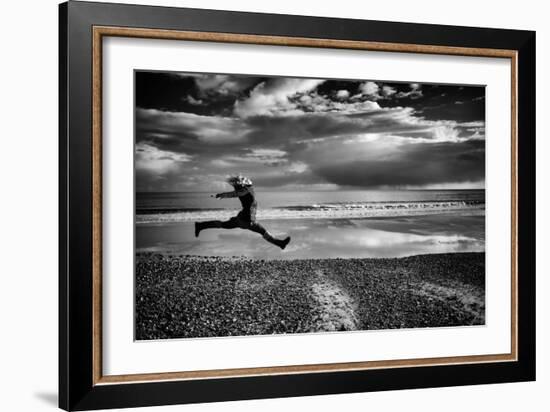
[194,175,291,250]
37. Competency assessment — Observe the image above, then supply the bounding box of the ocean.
[135,190,485,259]
[136,189,484,223]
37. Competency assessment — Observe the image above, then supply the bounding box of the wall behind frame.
[0,0,546,411]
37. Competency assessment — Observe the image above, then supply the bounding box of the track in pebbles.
[411,281,486,324]
[310,269,359,332]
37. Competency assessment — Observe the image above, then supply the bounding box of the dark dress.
[236,187,258,222]
[223,187,266,235]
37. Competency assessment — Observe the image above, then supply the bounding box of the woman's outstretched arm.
[216,187,250,198]
[215,191,238,198]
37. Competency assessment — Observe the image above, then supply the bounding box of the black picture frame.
[59,1,536,410]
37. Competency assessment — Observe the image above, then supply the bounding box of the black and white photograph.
[135,71,486,340]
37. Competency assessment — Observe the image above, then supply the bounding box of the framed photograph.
[59,1,536,410]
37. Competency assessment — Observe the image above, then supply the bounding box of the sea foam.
[136,200,484,224]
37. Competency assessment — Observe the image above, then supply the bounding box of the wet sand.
[136,252,485,340]
[136,213,485,259]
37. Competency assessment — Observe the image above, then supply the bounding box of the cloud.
[137,103,484,176]
[234,78,324,117]
[135,142,191,174]
[185,73,257,97]
[459,121,485,127]
[336,90,350,100]
[293,93,381,114]
[288,161,308,173]
[396,83,423,99]
[381,85,397,97]
[183,95,204,106]
[352,82,401,101]
[242,148,288,165]
[359,81,380,99]
[135,73,485,191]
[136,108,251,148]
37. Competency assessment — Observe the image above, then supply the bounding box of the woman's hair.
[227,174,253,188]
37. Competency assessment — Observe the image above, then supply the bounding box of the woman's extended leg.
[195,218,238,237]
[248,222,291,250]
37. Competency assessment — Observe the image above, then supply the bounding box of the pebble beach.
[136,252,485,340]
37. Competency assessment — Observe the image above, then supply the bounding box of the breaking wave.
[136,200,485,224]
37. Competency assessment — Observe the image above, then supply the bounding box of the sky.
[135,71,485,192]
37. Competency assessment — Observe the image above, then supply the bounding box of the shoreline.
[136,252,485,340]
[143,250,482,260]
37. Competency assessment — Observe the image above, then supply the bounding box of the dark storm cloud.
[135,71,264,116]
[136,105,479,154]
[314,140,485,188]
[395,85,486,122]
[135,71,485,191]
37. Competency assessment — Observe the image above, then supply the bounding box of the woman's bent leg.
[247,222,267,236]
[248,222,291,250]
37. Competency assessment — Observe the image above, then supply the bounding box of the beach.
[136,252,485,340]
[135,189,486,339]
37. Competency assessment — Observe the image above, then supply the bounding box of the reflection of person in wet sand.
[195,175,291,250]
